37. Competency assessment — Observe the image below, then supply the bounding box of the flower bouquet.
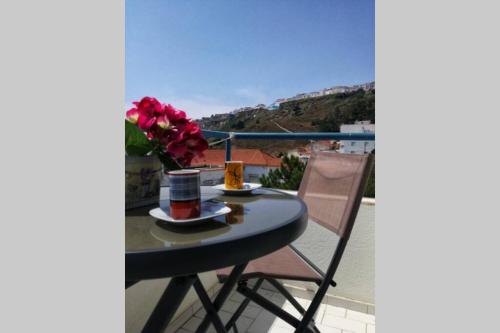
[125,97,208,208]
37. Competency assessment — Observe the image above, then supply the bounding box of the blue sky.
[126,0,374,119]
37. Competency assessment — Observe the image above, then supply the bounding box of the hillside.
[197,89,375,155]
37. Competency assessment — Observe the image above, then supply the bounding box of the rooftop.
[191,149,282,168]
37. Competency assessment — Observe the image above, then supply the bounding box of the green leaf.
[125,120,154,156]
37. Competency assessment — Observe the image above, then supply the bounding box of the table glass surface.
[126,187,306,253]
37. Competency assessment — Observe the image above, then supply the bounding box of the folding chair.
[216,151,374,333]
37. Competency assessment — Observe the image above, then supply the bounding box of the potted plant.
[125,97,208,208]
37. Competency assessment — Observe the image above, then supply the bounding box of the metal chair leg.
[195,263,248,333]
[224,278,264,331]
[295,238,349,332]
[265,278,321,333]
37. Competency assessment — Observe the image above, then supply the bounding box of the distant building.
[268,98,286,110]
[286,146,311,163]
[230,107,253,114]
[191,149,282,183]
[310,140,334,152]
[339,121,375,154]
[286,140,335,163]
[352,82,375,91]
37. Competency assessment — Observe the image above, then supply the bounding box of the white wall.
[244,165,276,183]
[340,122,375,154]
[339,140,375,154]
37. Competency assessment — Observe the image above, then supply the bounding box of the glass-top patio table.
[126,186,308,333]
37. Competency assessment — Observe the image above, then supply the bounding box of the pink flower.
[137,113,156,130]
[126,96,208,167]
[167,121,208,166]
[156,114,171,130]
[184,121,202,136]
[167,140,188,157]
[126,108,139,124]
[137,97,163,116]
[164,104,187,124]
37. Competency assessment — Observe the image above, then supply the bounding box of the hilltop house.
[269,81,375,108]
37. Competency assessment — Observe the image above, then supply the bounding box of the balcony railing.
[201,130,376,160]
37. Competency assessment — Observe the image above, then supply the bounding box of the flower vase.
[125,155,162,209]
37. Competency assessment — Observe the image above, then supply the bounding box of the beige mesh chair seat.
[216,246,323,283]
[216,151,374,333]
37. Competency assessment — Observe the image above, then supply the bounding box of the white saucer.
[212,183,262,195]
[149,200,231,226]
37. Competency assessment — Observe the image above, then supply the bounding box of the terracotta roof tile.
[192,149,281,167]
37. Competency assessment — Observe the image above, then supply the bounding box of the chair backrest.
[298,151,374,238]
[292,151,374,331]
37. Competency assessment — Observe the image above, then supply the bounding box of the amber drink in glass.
[224,161,244,189]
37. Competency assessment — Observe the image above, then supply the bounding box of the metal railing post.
[225,139,232,161]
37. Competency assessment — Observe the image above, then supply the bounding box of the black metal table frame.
[126,263,247,333]
[126,188,308,333]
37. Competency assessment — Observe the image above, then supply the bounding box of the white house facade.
[339,121,375,154]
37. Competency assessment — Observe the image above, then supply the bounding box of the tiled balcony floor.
[174,282,375,333]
